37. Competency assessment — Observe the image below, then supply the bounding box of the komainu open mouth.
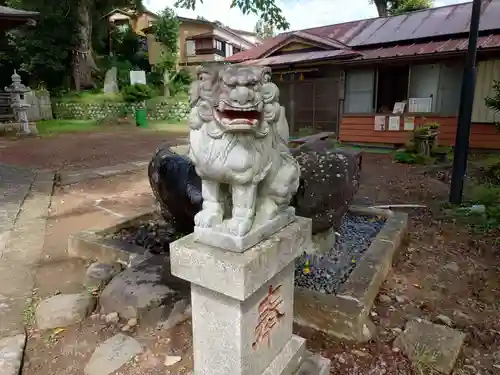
[214,108,261,128]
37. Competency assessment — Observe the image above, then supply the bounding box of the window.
[185,40,195,56]
[344,69,375,113]
[225,43,234,57]
[214,40,223,50]
[376,65,409,113]
[408,63,462,114]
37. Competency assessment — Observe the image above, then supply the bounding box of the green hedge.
[52,98,190,121]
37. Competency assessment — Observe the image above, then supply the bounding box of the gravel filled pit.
[111,213,385,295]
[295,213,385,295]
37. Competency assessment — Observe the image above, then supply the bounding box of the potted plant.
[121,84,153,128]
[413,122,440,157]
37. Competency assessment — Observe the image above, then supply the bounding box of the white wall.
[213,28,254,52]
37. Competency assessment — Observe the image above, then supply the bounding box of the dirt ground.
[0,129,186,171]
[22,154,500,375]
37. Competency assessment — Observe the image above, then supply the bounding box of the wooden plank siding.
[339,115,500,149]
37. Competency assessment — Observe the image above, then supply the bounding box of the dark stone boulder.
[291,140,362,233]
[148,140,362,234]
[148,146,202,234]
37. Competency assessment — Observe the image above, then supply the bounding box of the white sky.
[144,0,470,33]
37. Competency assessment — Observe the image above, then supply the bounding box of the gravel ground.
[295,213,386,295]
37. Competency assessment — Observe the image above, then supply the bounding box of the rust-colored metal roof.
[354,34,500,60]
[243,34,500,66]
[241,49,360,66]
[226,0,500,63]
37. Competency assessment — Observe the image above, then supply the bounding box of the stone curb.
[67,211,157,265]
[0,171,54,338]
[294,206,409,343]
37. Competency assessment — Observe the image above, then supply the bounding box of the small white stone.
[105,312,119,324]
[127,318,138,327]
[395,295,406,304]
[121,325,131,332]
[164,355,182,366]
[378,294,392,305]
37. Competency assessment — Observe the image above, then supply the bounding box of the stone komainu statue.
[149,64,362,237]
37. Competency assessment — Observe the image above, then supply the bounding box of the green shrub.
[479,155,500,181]
[121,84,153,104]
[395,150,417,164]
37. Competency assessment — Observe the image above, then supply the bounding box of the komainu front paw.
[225,216,253,236]
[194,208,223,228]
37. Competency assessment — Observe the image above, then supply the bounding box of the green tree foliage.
[388,0,433,15]
[485,81,500,116]
[372,0,432,16]
[254,18,276,39]
[111,25,149,71]
[4,0,80,90]
[151,7,180,73]
[485,80,500,129]
[175,0,289,30]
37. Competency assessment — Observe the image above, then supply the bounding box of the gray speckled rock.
[99,255,189,323]
[291,141,362,233]
[84,333,142,375]
[393,320,466,374]
[84,262,122,290]
[0,334,26,375]
[35,293,96,330]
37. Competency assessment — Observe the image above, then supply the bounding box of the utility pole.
[449,0,482,204]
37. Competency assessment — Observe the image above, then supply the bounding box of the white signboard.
[404,116,415,131]
[129,70,146,85]
[408,97,432,113]
[374,116,386,131]
[388,116,400,131]
[392,101,406,114]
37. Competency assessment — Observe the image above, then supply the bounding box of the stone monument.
[103,67,119,94]
[170,64,331,375]
[4,70,34,135]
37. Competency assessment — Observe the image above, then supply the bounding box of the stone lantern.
[4,70,32,134]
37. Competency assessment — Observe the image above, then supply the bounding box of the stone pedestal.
[170,217,330,375]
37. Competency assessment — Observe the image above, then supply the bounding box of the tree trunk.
[72,0,97,91]
[373,0,389,16]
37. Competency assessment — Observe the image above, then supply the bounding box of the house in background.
[103,8,157,36]
[226,0,500,150]
[143,16,258,72]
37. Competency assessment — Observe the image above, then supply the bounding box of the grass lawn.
[36,120,102,135]
[57,91,124,103]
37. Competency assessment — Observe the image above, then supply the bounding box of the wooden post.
[290,74,296,134]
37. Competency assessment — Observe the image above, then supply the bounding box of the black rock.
[148,146,202,234]
[148,140,362,234]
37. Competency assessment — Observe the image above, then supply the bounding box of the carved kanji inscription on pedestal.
[252,284,284,350]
